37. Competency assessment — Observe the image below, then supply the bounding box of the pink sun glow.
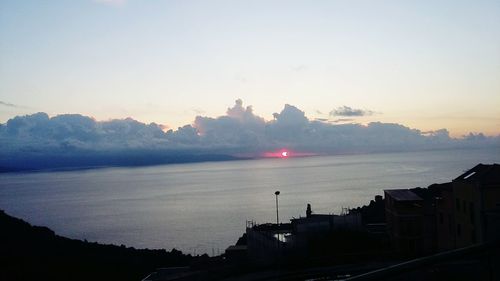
[262,149,292,158]
[261,150,317,158]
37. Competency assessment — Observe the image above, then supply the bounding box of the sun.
[262,149,294,158]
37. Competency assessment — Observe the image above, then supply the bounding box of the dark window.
[471,230,476,243]
[463,200,466,213]
[456,198,460,211]
[457,224,461,237]
[439,212,443,224]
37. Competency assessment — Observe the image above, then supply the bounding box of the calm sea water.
[1,148,499,255]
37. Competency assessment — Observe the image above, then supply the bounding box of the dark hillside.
[0,210,193,281]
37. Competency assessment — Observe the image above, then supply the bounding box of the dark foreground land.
[0,210,197,281]
[2,209,500,281]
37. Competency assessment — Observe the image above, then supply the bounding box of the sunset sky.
[1,0,499,137]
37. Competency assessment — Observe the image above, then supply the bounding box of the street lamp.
[275,190,280,225]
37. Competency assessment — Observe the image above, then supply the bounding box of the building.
[291,212,362,235]
[451,163,500,248]
[384,189,425,257]
[290,206,362,255]
[244,204,364,262]
[434,182,455,251]
[245,221,294,263]
[386,164,500,255]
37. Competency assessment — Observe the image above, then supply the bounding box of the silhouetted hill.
[1,150,245,172]
[0,210,193,281]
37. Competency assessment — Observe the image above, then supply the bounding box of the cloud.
[0,101,498,170]
[0,113,167,151]
[315,118,329,122]
[0,101,17,108]
[159,124,170,131]
[331,118,355,123]
[272,104,308,126]
[192,99,266,150]
[330,106,374,117]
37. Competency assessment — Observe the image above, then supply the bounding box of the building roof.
[384,189,423,201]
[454,164,500,184]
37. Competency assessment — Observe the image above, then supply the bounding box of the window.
[463,200,466,213]
[463,171,476,179]
[457,224,461,237]
[456,198,460,211]
[439,212,443,224]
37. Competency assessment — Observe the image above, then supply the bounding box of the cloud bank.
[1,100,498,170]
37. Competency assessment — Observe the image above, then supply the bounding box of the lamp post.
[275,190,280,225]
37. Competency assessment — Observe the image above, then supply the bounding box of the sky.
[1,0,499,137]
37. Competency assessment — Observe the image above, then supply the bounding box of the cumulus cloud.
[1,113,167,151]
[0,100,498,170]
[192,99,266,150]
[330,106,374,117]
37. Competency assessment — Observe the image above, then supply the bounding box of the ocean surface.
[1,148,499,255]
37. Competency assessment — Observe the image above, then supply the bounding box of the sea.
[0,148,499,256]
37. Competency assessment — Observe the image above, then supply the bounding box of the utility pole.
[275,190,280,225]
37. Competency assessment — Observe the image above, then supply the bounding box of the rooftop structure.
[451,163,500,248]
[454,163,500,184]
[384,189,423,201]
